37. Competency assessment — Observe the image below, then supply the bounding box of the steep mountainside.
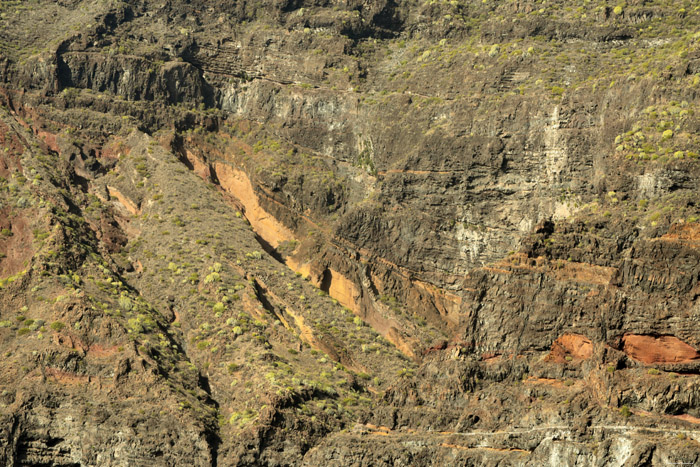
[1,0,700,465]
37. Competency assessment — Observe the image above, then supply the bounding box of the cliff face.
[1,0,700,465]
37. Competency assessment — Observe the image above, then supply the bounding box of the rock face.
[546,333,594,363]
[622,334,700,365]
[1,0,700,465]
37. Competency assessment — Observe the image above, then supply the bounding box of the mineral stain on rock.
[545,333,594,363]
[622,334,700,365]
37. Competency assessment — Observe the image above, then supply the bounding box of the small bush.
[204,272,221,284]
[245,251,262,260]
[551,86,565,97]
[127,318,143,333]
[620,405,632,418]
[50,321,65,331]
[118,295,133,311]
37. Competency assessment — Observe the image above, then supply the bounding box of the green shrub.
[50,321,65,331]
[245,251,262,260]
[204,272,221,284]
[118,295,133,311]
[620,405,632,418]
[127,318,143,333]
[341,397,357,406]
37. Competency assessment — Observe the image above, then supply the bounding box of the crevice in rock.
[253,233,285,264]
[319,268,332,294]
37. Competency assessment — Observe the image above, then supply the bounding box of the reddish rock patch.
[660,223,700,246]
[100,137,130,160]
[673,414,700,425]
[622,334,700,365]
[53,333,87,353]
[97,214,127,253]
[45,367,91,385]
[36,129,60,153]
[107,186,141,216]
[0,208,34,280]
[87,343,121,358]
[545,333,593,363]
[185,149,212,180]
[0,122,25,178]
[423,340,448,355]
[480,352,502,364]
